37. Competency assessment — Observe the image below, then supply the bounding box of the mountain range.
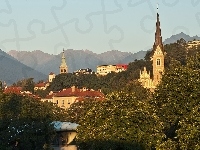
[0,49,46,85]
[1,32,199,84]
[8,49,146,75]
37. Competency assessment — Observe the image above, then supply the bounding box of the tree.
[34,89,49,98]
[0,93,67,149]
[164,39,187,68]
[13,78,35,93]
[74,91,163,150]
[151,53,200,149]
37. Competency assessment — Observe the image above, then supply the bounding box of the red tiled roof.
[45,94,54,99]
[35,82,46,87]
[116,64,128,69]
[55,87,105,99]
[4,86,22,94]
[3,86,41,100]
[55,88,79,97]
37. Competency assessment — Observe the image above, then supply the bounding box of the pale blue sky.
[0,0,200,54]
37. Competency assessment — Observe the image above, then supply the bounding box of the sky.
[0,0,200,55]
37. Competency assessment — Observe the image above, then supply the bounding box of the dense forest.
[1,39,199,149]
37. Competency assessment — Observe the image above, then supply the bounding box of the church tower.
[59,49,68,74]
[138,5,164,90]
[151,8,164,86]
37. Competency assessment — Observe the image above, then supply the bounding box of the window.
[62,100,64,105]
[157,59,161,66]
[56,100,58,104]
[68,99,70,104]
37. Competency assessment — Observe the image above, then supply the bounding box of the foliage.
[73,90,163,150]
[13,78,35,93]
[0,93,67,149]
[34,89,49,98]
[151,53,200,149]
[66,46,200,150]
[164,38,187,68]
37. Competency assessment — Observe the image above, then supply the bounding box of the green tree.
[75,91,163,150]
[0,93,67,149]
[151,53,200,149]
[13,78,35,93]
[34,89,49,98]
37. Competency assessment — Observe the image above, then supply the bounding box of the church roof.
[152,13,164,55]
[60,49,67,67]
[49,72,55,75]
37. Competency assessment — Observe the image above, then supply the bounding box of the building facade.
[49,72,56,82]
[41,86,105,109]
[97,64,128,76]
[73,68,93,75]
[187,40,200,49]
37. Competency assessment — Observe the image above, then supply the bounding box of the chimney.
[71,86,75,92]
[82,87,87,92]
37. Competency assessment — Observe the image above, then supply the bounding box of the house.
[49,72,56,82]
[41,91,58,103]
[73,68,94,75]
[4,86,22,94]
[96,64,128,76]
[42,86,105,109]
[115,64,128,73]
[34,82,49,91]
[187,40,200,49]
[3,86,41,99]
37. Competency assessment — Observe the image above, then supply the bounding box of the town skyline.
[0,0,200,54]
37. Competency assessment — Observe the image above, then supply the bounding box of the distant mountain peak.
[164,32,200,44]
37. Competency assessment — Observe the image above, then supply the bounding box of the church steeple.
[59,49,68,74]
[153,11,163,52]
[138,3,165,90]
[152,5,164,85]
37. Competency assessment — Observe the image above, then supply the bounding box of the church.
[138,9,165,90]
[59,49,68,74]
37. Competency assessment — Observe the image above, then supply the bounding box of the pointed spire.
[60,48,68,74]
[144,67,146,72]
[153,4,163,53]
[61,49,66,65]
[155,13,162,46]
[62,48,65,58]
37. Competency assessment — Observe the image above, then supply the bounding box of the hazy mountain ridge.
[8,49,146,75]
[0,49,47,85]
[164,32,200,44]
[6,32,200,77]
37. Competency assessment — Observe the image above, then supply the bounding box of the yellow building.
[96,64,128,76]
[97,65,116,76]
[49,72,55,82]
[139,11,164,89]
[41,86,105,109]
[34,82,49,91]
[187,40,200,49]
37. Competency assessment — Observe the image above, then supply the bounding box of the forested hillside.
[47,38,196,94]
